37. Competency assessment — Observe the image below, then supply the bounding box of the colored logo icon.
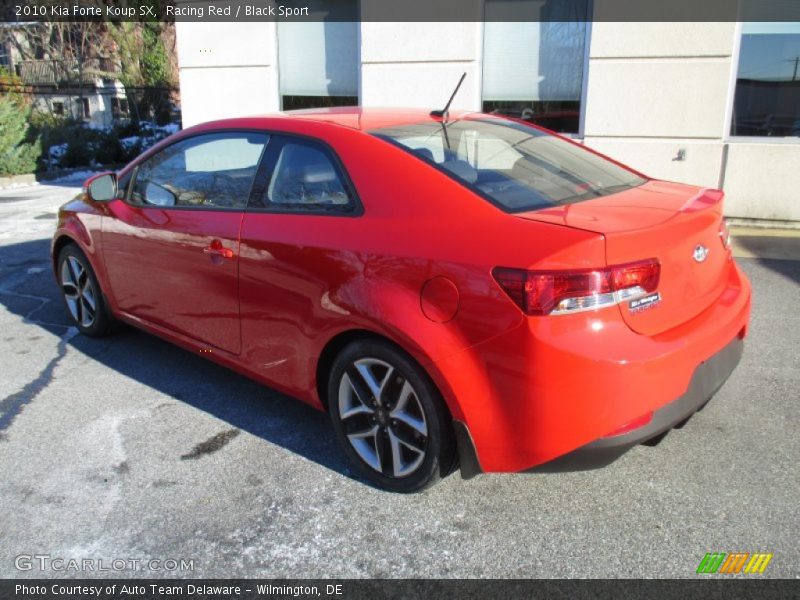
[696,552,773,574]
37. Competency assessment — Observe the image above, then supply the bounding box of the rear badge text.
[629,292,661,313]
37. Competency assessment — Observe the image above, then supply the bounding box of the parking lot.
[0,182,798,578]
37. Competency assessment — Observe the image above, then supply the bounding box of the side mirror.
[86,172,117,202]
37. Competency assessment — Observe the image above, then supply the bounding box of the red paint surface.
[52,108,751,473]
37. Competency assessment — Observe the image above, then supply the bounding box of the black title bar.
[1,0,800,23]
[3,579,800,600]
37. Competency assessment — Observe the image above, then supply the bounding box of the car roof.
[188,107,483,134]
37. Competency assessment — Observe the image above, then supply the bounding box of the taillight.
[492,259,660,316]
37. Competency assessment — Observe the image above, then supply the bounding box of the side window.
[130,132,268,209]
[263,140,353,211]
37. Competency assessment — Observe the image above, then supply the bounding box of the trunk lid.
[517,180,732,335]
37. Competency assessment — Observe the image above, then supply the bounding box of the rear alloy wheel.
[57,244,115,337]
[328,340,455,492]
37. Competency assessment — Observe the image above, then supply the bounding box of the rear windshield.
[372,118,647,213]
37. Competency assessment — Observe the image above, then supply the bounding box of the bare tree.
[1,19,113,118]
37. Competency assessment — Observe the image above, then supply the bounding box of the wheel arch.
[315,328,462,422]
[51,233,79,273]
[52,231,116,317]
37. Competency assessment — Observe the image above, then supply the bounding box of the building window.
[277,1,358,111]
[82,97,90,118]
[111,97,129,118]
[482,0,590,134]
[52,101,64,116]
[731,22,800,137]
[0,42,10,69]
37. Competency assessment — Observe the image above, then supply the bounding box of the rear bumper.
[527,336,743,472]
[440,260,751,475]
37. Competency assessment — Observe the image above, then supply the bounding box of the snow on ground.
[46,170,100,184]
[0,181,40,189]
[48,144,67,162]
[120,136,141,150]
[45,121,180,169]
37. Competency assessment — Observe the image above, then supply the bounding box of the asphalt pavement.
[0,183,797,578]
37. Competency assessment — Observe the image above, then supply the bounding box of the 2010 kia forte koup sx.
[52,108,751,492]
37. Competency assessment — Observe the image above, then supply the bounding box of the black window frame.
[125,130,271,212]
[281,95,359,112]
[247,133,363,217]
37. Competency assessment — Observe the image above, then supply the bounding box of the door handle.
[203,240,235,259]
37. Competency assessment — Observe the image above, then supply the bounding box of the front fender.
[51,197,110,307]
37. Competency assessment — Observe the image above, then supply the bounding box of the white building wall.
[176,22,280,126]
[175,20,800,224]
[582,22,735,192]
[359,22,482,110]
[582,21,800,223]
[723,143,800,222]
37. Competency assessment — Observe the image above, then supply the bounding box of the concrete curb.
[0,174,39,189]
[731,227,800,262]
[0,166,114,190]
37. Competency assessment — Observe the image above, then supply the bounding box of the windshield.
[372,118,647,213]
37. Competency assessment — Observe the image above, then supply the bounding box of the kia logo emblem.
[693,245,710,263]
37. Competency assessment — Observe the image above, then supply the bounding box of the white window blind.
[278,21,358,97]
[483,20,587,102]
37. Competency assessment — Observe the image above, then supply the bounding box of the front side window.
[373,118,646,213]
[482,0,590,134]
[732,22,800,137]
[130,132,268,209]
[260,139,354,211]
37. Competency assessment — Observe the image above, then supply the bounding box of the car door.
[238,134,362,394]
[102,131,269,354]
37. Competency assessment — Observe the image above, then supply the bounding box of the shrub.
[0,95,41,176]
[29,110,67,133]
[30,114,179,171]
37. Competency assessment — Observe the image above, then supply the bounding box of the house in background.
[16,58,129,128]
[1,23,129,128]
[175,4,800,226]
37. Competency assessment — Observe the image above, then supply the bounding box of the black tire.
[56,244,116,337]
[328,338,456,492]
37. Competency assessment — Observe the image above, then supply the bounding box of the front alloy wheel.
[60,255,97,329]
[57,244,115,337]
[328,340,455,492]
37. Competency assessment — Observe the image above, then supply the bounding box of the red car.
[52,108,751,492]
